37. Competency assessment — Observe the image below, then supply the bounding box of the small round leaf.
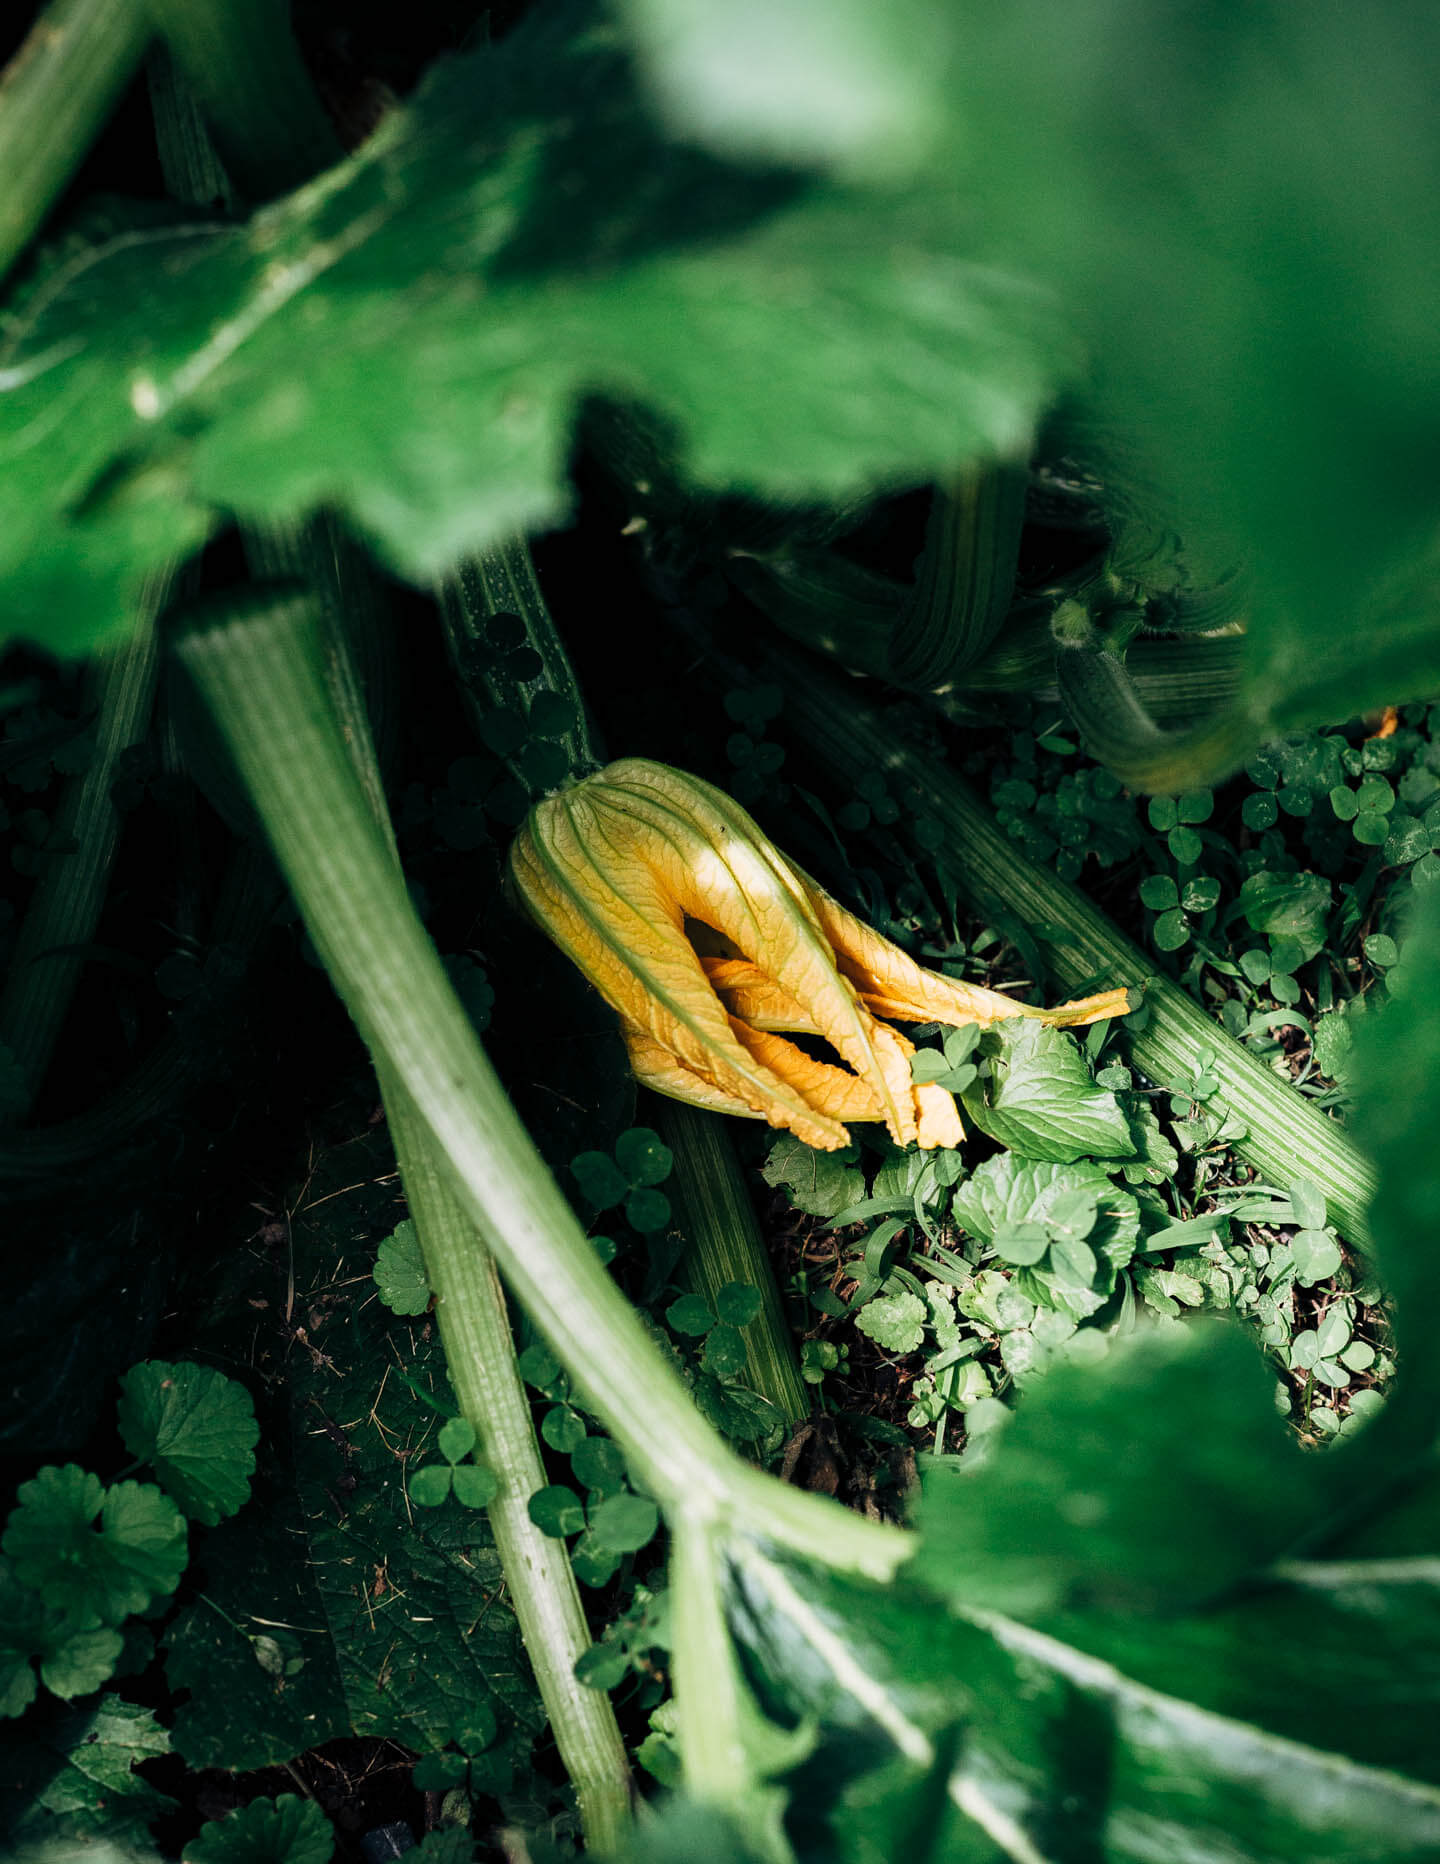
[716,1282,763,1327]
[450,1463,499,1509]
[409,1465,454,1508]
[437,1416,477,1464]
[586,1493,659,1555]
[528,1485,586,1538]
[615,1127,673,1186]
[624,1187,671,1233]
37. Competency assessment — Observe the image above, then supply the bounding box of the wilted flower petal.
[508,758,1128,1152]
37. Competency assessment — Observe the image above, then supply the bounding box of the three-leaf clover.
[664,1280,761,1378]
[527,1456,659,1589]
[571,1126,674,1233]
[3,1465,186,1628]
[908,1021,982,1095]
[409,1417,498,1509]
[116,1360,259,1526]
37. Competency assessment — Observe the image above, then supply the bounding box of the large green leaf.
[0,2,1064,657]
[163,1126,544,1781]
[725,1543,1440,1863]
[944,1,1440,742]
[908,1322,1317,1618]
[0,1695,175,1849]
[616,0,962,179]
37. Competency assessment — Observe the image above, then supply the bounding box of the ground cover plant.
[4,2,1440,1860]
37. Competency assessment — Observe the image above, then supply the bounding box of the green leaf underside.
[115,1359,259,1527]
[0,2,1063,656]
[725,1545,1440,1864]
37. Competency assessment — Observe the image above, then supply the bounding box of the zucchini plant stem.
[176,592,906,1580]
[236,535,634,1849]
[145,65,633,1841]
[0,0,152,282]
[382,1080,635,1851]
[653,1097,810,1428]
[772,650,1379,1245]
[0,569,168,1113]
[144,0,341,201]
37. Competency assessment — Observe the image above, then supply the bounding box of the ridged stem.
[382,1078,634,1849]
[889,461,1027,690]
[0,568,168,1112]
[232,543,634,1848]
[438,541,603,776]
[776,653,1378,1246]
[0,0,152,282]
[1053,608,1260,789]
[144,0,340,201]
[654,1098,809,1429]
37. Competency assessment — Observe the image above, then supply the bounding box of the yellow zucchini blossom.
[508,758,1128,1152]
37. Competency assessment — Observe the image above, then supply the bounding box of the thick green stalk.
[668,1514,754,1813]
[1052,602,1259,789]
[776,653,1378,1245]
[237,537,633,1849]
[889,461,1028,690]
[175,594,904,1559]
[382,1081,634,1850]
[144,0,340,201]
[726,551,897,679]
[0,570,166,1111]
[1125,632,1244,723]
[146,38,233,210]
[655,1098,809,1428]
[0,0,152,282]
[439,541,603,776]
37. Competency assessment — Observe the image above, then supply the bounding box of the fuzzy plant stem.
[776,653,1379,1246]
[0,0,153,282]
[0,571,167,1112]
[653,1098,810,1428]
